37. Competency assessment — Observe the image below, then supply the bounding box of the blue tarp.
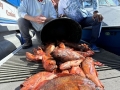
[6,0,20,7]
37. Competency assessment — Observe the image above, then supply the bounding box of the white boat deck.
[86,6,120,27]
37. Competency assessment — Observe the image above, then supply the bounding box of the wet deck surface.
[0,36,120,90]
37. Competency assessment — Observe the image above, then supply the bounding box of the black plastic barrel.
[41,18,82,44]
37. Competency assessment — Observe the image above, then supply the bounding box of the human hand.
[33,15,47,24]
[92,11,103,22]
[59,14,67,18]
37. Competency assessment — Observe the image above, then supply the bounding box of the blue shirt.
[58,0,99,23]
[18,0,57,31]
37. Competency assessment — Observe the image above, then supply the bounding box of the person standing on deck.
[58,0,104,52]
[18,0,57,49]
